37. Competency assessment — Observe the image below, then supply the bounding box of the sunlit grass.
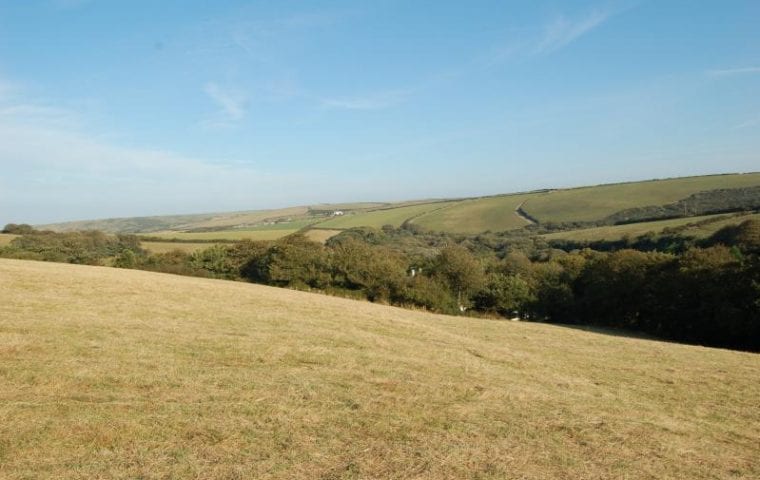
[542,212,760,242]
[1,258,758,479]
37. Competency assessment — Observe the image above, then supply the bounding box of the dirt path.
[514,201,537,225]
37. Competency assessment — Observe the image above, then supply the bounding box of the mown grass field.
[412,194,538,233]
[0,233,18,246]
[542,212,760,242]
[178,207,310,230]
[304,229,343,244]
[1,259,758,479]
[36,173,760,236]
[521,173,760,223]
[316,201,456,229]
[38,207,312,234]
[147,229,297,242]
[140,241,219,254]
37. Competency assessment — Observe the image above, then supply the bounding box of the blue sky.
[1,0,759,223]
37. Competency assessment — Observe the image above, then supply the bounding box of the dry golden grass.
[1,259,758,479]
[304,229,343,244]
[149,229,297,241]
[0,233,18,246]
[183,206,310,230]
[141,241,218,254]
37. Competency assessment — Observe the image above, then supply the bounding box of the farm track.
[515,201,537,225]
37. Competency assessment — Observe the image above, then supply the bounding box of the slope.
[1,259,758,479]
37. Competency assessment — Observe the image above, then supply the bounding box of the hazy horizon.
[27,170,757,226]
[2,1,759,224]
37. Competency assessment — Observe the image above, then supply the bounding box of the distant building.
[332,210,344,216]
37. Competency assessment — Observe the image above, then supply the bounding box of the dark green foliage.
[3,219,758,351]
[707,219,760,254]
[2,223,36,234]
[4,230,144,264]
[252,234,331,289]
[330,237,407,302]
[398,275,458,314]
[605,186,760,225]
[431,245,485,308]
[474,272,531,317]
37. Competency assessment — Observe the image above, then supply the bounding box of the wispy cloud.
[707,66,760,77]
[319,89,411,111]
[0,79,16,100]
[533,9,613,55]
[202,82,248,129]
[481,7,623,66]
[0,77,315,223]
[732,115,760,130]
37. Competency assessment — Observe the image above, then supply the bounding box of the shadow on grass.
[546,322,662,341]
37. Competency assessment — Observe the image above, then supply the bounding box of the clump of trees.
[2,220,758,351]
[2,223,36,234]
[1,227,143,265]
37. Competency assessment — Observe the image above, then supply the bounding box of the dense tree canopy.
[2,220,758,351]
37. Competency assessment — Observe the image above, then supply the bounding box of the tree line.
[2,220,758,351]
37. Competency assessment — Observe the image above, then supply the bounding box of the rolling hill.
[1,258,758,479]
[34,173,760,242]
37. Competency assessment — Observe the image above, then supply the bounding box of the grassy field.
[147,229,297,241]
[304,229,343,243]
[38,206,312,234]
[316,201,456,229]
[140,241,218,254]
[310,202,387,211]
[178,207,310,230]
[0,233,18,246]
[1,259,758,479]
[412,194,538,233]
[36,173,760,236]
[522,173,760,223]
[542,212,760,242]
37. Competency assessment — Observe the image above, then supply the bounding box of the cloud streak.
[707,66,760,77]
[0,77,317,223]
[204,82,247,121]
[533,9,613,55]
[319,89,411,111]
[481,6,623,66]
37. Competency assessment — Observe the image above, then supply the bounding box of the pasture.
[1,259,758,479]
[0,233,18,246]
[146,229,298,242]
[412,194,538,233]
[542,212,760,242]
[304,229,343,243]
[34,173,760,237]
[316,201,456,229]
[140,241,219,254]
[521,173,760,223]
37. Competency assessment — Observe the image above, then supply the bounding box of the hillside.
[1,259,758,479]
[34,173,760,243]
[543,211,760,242]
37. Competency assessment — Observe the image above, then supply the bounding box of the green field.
[1,258,758,479]
[522,173,760,223]
[35,173,760,236]
[316,201,456,229]
[542,212,760,242]
[412,194,538,233]
[379,173,760,234]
